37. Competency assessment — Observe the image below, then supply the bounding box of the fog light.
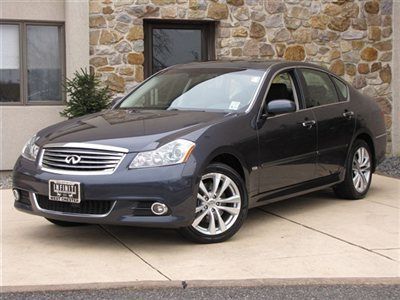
[151,202,168,216]
[13,189,20,201]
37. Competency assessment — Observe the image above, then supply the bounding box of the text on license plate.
[48,180,81,203]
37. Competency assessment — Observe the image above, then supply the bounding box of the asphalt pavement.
[3,284,400,300]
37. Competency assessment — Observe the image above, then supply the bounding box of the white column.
[65,0,89,80]
[392,0,400,155]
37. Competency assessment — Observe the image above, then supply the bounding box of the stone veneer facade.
[89,0,393,149]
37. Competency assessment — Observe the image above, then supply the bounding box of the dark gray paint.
[13,61,387,228]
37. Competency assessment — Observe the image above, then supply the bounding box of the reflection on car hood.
[36,109,229,152]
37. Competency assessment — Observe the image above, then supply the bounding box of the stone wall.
[89,0,393,148]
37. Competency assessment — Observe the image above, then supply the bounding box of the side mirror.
[109,96,122,108]
[266,99,296,116]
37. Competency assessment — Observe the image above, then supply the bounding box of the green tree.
[60,69,112,118]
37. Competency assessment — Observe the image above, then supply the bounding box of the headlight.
[22,135,40,161]
[129,139,195,169]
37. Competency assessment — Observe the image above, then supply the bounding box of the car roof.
[171,60,329,72]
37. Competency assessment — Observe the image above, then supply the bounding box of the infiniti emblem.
[65,155,81,165]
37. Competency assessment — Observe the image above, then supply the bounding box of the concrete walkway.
[1,175,399,288]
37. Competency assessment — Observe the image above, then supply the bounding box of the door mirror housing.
[266,99,296,116]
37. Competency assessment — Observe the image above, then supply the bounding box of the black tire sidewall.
[179,163,248,243]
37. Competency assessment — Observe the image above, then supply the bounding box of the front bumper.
[13,155,198,228]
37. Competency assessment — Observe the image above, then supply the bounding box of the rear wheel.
[45,218,86,227]
[334,139,373,199]
[179,163,248,243]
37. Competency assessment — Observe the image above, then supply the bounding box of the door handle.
[301,120,316,129]
[343,111,354,119]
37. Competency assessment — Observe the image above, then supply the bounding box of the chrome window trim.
[32,193,116,218]
[245,69,270,113]
[38,142,128,175]
[256,65,351,121]
[376,133,387,139]
[256,66,300,120]
[288,73,300,110]
[298,67,350,109]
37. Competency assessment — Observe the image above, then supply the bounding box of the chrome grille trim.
[32,193,116,218]
[39,143,128,175]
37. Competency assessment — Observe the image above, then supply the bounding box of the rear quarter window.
[331,76,349,101]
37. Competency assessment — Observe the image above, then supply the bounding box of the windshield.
[118,68,264,112]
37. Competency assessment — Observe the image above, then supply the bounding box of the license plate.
[49,180,81,203]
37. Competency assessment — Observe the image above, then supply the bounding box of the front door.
[257,71,317,194]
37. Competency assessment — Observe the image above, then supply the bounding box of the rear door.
[257,70,317,193]
[297,68,355,178]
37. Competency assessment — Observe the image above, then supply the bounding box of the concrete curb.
[2,277,400,293]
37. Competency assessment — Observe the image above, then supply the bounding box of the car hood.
[37,109,229,152]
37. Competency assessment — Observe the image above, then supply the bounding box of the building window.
[0,24,20,102]
[144,20,215,77]
[0,21,65,105]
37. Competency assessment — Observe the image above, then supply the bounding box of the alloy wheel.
[352,147,371,193]
[192,172,241,235]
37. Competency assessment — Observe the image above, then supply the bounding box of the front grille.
[36,195,114,215]
[41,146,125,174]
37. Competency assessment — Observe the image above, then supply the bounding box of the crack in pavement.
[258,208,396,262]
[364,199,399,209]
[97,225,172,281]
[371,248,400,251]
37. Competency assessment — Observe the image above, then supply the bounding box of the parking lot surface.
[1,175,399,289]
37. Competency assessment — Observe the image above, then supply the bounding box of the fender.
[195,146,251,193]
[345,127,376,175]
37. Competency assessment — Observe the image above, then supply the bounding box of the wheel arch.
[352,131,376,172]
[200,148,250,192]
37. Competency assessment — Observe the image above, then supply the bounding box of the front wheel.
[178,163,248,243]
[334,139,373,199]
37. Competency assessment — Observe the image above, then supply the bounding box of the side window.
[300,69,339,108]
[266,72,296,103]
[331,76,348,101]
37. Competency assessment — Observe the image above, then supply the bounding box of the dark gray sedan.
[13,61,387,243]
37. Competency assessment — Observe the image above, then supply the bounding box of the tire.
[333,139,373,200]
[45,218,86,227]
[178,163,248,243]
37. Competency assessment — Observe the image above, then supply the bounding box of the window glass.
[266,72,296,103]
[0,24,20,102]
[27,25,62,101]
[152,29,202,74]
[331,76,348,101]
[119,68,264,112]
[300,69,338,108]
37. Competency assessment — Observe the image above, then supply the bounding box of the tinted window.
[331,76,348,101]
[266,72,296,103]
[300,69,338,108]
